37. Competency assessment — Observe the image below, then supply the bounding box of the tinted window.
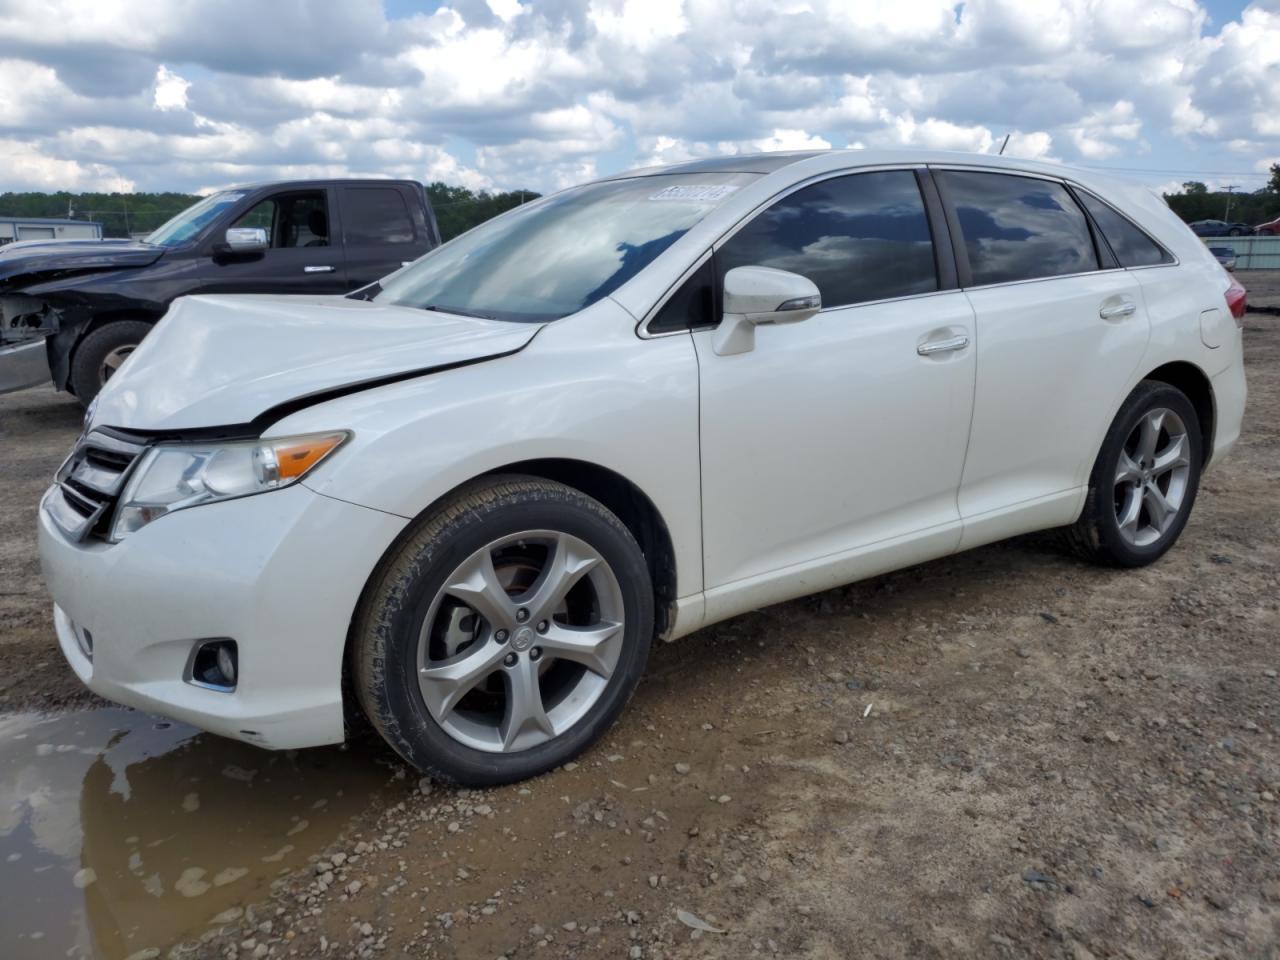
[718,170,937,309]
[1075,191,1171,267]
[941,171,1098,285]
[650,258,716,333]
[344,187,415,246]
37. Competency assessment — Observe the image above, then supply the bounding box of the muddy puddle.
[0,707,398,960]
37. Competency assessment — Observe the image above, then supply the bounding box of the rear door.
[933,168,1152,548]
[198,187,349,295]
[338,185,429,289]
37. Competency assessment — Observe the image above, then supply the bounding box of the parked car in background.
[1189,219,1254,237]
[39,151,1247,785]
[1254,215,1280,236]
[1209,246,1237,271]
[0,179,440,402]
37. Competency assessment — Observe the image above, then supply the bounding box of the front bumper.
[0,337,50,393]
[38,483,406,749]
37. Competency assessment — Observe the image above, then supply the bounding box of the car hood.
[91,294,543,432]
[0,238,164,286]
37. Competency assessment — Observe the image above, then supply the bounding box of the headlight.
[111,431,349,541]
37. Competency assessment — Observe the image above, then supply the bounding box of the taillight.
[1225,278,1247,326]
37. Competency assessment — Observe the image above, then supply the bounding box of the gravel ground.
[0,300,1277,959]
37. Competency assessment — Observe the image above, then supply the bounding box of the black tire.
[352,475,654,786]
[1064,381,1203,567]
[69,320,152,404]
[1228,227,1242,237]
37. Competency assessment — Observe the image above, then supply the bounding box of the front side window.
[233,192,329,248]
[374,173,757,323]
[343,187,415,246]
[718,170,937,309]
[1076,191,1171,268]
[941,171,1099,286]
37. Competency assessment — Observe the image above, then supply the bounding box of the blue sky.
[0,0,1276,196]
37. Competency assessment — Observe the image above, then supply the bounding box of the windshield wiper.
[423,304,495,320]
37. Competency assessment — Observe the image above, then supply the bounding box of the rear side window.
[1075,190,1172,268]
[343,187,415,245]
[718,170,937,309]
[940,171,1098,286]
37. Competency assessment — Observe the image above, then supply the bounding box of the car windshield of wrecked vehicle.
[372,174,756,323]
[144,191,247,248]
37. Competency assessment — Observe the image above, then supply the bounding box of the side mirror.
[713,266,821,356]
[224,227,268,253]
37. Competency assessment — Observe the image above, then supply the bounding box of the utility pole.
[1223,185,1239,221]
[121,194,131,235]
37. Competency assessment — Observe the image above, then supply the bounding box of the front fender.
[273,303,704,600]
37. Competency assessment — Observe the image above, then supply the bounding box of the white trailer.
[0,216,103,246]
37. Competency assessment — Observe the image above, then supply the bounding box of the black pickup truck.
[0,178,440,403]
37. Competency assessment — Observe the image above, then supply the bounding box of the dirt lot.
[0,301,1277,959]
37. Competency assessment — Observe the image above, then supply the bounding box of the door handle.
[304,265,335,274]
[917,334,969,356]
[1099,301,1136,320]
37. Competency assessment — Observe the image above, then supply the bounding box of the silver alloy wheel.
[416,530,625,753]
[99,344,137,386]
[1113,407,1192,548]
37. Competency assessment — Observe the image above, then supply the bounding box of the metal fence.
[1202,236,1280,270]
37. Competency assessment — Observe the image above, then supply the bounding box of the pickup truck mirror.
[224,227,268,253]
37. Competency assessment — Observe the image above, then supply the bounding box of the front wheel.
[1065,381,1203,567]
[353,476,654,785]
[1228,227,1243,236]
[68,320,152,404]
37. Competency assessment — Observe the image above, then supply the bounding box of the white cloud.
[0,0,1274,195]
[153,66,190,111]
[0,138,135,191]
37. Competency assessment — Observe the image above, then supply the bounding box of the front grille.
[49,431,148,542]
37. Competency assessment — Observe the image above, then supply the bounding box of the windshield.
[145,191,247,247]
[373,173,758,322]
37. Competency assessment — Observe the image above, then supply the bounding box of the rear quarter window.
[1074,190,1173,268]
[940,171,1099,286]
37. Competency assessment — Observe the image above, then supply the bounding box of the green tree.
[1268,163,1280,194]
[425,182,539,242]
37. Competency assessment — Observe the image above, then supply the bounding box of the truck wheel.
[352,475,654,786]
[1064,381,1202,568]
[69,320,152,403]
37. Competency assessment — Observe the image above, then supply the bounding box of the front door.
[198,188,349,296]
[692,169,976,614]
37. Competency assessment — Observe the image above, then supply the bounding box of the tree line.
[0,182,540,242]
[4,163,1279,237]
[1162,163,1280,226]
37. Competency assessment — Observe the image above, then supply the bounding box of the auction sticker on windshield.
[648,184,740,202]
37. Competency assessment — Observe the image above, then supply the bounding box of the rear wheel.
[1065,381,1203,567]
[353,476,654,785]
[69,320,152,404]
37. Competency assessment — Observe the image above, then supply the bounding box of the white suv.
[39,150,1247,785]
